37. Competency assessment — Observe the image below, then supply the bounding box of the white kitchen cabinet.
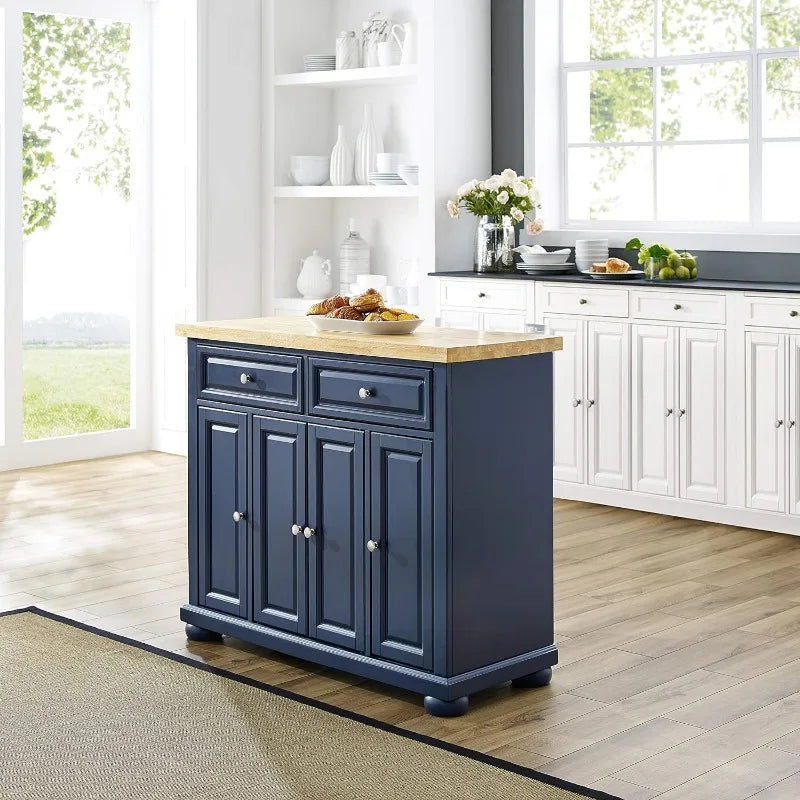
[438,309,482,330]
[746,331,786,513]
[789,336,800,516]
[545,316,585,484]
[632,325,676,497]
[482,312,528,333]
[679,328,726,504]
[586,321,631,490]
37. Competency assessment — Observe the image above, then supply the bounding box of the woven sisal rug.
[0,608,620,800]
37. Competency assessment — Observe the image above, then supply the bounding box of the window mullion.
[751,52,764,226]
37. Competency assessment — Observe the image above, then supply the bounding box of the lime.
[682,254,697,269]
[691,267,698,279]
[668,252,682,269]
[676,265,691,280]
[659,267,675,280]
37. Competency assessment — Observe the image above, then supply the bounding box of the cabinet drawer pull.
[358,387,374,400]
[791,311,798,318]
[478,292,487,298]
[303,527,316,539]
[240,373,253,385]
[587,399,595,408]
[291,524,302,536]
[572,399,582,407]
[232,511,246,523]
[776,419,784,428]
[790,421,796,429]
[367,540,380,553]
[673,304,682,311]
[679,409,686,417]
[579,298,588,305]
[665,408,673,417]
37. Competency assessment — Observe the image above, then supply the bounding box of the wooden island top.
[176,316,563,364]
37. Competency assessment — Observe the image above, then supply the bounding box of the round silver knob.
[232,511,245,523]
[791,311,798,318]
[240,373,253,385]
[776,419,784,428]
[673,304,682,310]
[358,387,373,400]
[367,540,380,553]
[291,524,302,537]
[572,399,582,407]
[679,409,686,417]
[303,526,316,539]
[579,298,588,305]
[478,292,486,298]
[790,421,796,429]
[665,408,673,417]
[587,399,595,407]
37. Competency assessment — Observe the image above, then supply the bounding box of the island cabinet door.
[746,331,787,512]
[545,316,586,484]
[197,407,248,618]
[679,328,726,504]
[307,425,366,652]
[586,320,631,490]
[251,417,307,634]
[632,325,677,497]
[369,434,433,671]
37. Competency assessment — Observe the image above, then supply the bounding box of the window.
[560,0,800,230]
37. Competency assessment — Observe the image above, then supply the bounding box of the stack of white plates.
[368,172,406,186]
[397,164,419,186]
[303,54,336,72]
[575,239,609,271]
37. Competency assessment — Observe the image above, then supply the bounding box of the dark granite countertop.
[429,271,800,294]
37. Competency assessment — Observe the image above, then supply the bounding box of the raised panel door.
[679,328,726,504]
[788,336,800,516]
[252,416,307,634]
[369,434,433,670]
[587,320,631,490]
[197,407,248,617]
[745,331,786,512]
[307,425,366,652]
[545,316,585,484]
[632,325,676,497]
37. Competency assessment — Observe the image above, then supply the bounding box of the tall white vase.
[354,103,383,186]
[330,125,354,186]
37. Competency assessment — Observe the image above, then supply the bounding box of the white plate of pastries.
[306,289,423,335]
[582,257,644,280]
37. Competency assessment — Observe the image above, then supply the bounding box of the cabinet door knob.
[572,399,582,407]
[673,304,682,310]
[367,540,380,553]
[478,292,486,298]
[303,526,316,539]
[790,421,796,429]
[679,409,686,417]
[358,387,373,400]
[232,511,246,523]
[587,399,595,407]
[776,419,784,428]
[240,373,253,385]
[291,524,302,536]
[579,298,588,305]
[665,408,673,417]
[791,311,798,318]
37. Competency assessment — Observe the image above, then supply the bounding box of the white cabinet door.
[482,312,527,333]
[632,325,676,497]
[679,328,726,504]
[745,331,786,512]
[438,309,481,330]
[545,316,585,484]
[586,320,630,490]
[789,336,800,516]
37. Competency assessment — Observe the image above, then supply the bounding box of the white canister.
[336,31,360,70]
[339,219,370,295]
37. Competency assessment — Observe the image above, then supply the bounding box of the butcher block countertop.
[176,316,563,364]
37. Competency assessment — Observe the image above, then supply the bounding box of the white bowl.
[518,252,571,265]
[398,168,419,186]
[290,156,330,186]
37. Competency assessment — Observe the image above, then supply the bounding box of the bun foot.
[185,623,223,642]
[512,667,553,689]
[423,695,469,717]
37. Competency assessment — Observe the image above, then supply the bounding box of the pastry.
[350,288,384,312]
[590,262,607,273]
[380,311,400,321]
[327,306,366,320]
[606,257,631,273]
[364,312,383,322]
[307,295,349,316]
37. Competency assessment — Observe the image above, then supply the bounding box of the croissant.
[606,258,631,274]
[350,288,384,312]
[307,296,349,316]
[327,306,366,320]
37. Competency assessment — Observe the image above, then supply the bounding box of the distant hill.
[23,312,130,346]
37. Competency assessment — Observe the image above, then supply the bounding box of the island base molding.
[555,482,800,537]
[180,604,558,711]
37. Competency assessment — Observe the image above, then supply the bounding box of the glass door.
[1,0,150,469]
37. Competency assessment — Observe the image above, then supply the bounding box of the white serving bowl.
[398,167,419,186]
[290,156,330,186]
[518,253,572,265]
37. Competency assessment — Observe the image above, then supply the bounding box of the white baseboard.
[152,429,187,457]
[554,481,800,537]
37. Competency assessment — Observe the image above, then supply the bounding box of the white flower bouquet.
[447,169,544,236]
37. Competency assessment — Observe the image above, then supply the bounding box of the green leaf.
[647,244,669,259]
[625,237,642,250]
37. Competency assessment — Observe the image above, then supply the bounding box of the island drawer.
[309,358,432,430]
[745,296,800,329]
[631,291,726,324]
[439,278,526,311]
[539,285,629,317]
[197,345,303,412]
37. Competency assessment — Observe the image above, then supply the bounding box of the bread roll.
[590,262,607,273]
[350,288,384,312]
[606,258,631,274]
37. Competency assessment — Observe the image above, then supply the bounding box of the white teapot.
[297,250,333,299]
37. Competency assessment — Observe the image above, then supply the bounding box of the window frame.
[527,2,800,251]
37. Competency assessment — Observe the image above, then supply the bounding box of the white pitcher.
[391,22,417,66]
[297,250,332,299]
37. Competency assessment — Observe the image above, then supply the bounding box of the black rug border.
[1,606,623,800]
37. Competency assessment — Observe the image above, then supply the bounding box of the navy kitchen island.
[176,317,563,716]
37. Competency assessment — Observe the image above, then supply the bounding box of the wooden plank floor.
[2,452,800,798]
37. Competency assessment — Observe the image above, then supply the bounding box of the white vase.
[330,125,354,186]
[354,103,383,186]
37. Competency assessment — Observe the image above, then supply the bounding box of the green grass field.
[23,346,131,441]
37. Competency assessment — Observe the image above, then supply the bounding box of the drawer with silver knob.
[539,284,629,317]
[631,290,725,324]
[745,296,800,329]
[197,345,303,412]
[309,357,432,430]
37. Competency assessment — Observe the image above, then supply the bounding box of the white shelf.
[274,65,418,89]
[274,185,420,199]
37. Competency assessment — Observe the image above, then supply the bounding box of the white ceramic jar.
[297,250,333,299]
[336,31,360,70]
